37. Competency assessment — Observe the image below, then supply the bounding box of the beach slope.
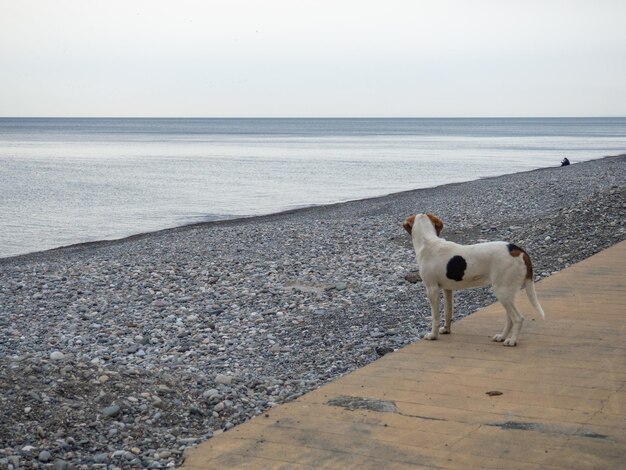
[0,155,624,468]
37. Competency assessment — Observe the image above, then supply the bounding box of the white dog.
[403,213,545,346]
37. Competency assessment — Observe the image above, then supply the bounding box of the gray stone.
[53,460,70,470]
[21,445,36,454]
[93,453,109,463]
[215,374,232,385]
[101,405,121,417]
[50,351,65,361]
[202,388,220,399]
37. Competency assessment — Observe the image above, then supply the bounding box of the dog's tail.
[524,280,546,319]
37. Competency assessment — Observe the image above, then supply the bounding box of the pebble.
[404,272,422,284]
[0,155,624,469]
[93,453,109,464]
[215,373,233,385]
[101,405,121,417]
[376,346,394,356]
[202,388,219,399]
[49,351,65,361]
[53,460,70,470]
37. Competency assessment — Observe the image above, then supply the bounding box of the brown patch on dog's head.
[426,213,444,237]
[403,215,416,235]
[508,243,533,279]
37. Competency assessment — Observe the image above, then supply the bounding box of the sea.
[1,117,625,258]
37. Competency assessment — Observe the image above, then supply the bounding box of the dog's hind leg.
[492,309,513,343]
[440,289,453,334]
[502,300,524,346]
[424,285,441,340]
[493,285,525,346]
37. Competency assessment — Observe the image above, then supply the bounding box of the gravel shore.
[1,154,625,469]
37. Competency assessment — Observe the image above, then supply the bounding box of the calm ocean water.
[1,117,625,258]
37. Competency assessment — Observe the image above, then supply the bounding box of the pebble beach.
[1,154,625,469]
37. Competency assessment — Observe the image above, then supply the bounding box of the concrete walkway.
[181,241,626,469]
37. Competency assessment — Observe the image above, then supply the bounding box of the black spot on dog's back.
[446,256,467,281]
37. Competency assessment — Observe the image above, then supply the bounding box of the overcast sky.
[1,0,625,117]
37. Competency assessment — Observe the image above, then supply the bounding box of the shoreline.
[0,154,624,469]
[3,153,623,264]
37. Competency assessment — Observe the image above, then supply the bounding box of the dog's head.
[402,215,417,235]
[403,213,444,237]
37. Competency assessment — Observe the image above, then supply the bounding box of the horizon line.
[1,115,625,120]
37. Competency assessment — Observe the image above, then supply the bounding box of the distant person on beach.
[561,157,570,166]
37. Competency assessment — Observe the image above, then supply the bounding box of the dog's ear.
[426,213,444,236]
[403,215,416,235]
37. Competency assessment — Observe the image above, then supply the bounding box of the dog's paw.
[503,338,517,347]
[423,332,438,341]
[492,334,506,342]
[439,326,451,335]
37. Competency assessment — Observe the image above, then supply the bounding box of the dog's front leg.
[440,289,453,334]
[424,285,440,340]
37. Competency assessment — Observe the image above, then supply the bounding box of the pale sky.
[1,0,625,117]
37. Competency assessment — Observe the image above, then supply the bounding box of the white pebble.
[50,351,65,361]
